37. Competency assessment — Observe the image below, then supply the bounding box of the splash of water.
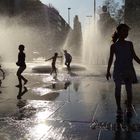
[0,16,52,63]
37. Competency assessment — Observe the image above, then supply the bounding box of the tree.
[103,0,124,22]
[98,5,116,38]
[115,5,125,23]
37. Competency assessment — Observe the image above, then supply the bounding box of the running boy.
[64,50,72,71]
[16,44,28,87]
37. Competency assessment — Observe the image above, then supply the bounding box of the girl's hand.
[106,72,111,80]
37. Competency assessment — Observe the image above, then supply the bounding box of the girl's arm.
[45,57,53,61]
[131,43,140,64]
[106,44,115,80]
[58,56,63,58]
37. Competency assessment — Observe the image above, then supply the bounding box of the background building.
[0,0,71,59]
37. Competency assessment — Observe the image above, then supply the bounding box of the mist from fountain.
[0,16,52,64]
[82,21,111,69]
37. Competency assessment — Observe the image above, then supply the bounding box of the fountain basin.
[62,64,86,71]
[32,65,52,73]
[32,64,86,73]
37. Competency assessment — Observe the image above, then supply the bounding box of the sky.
[40,0,122,28]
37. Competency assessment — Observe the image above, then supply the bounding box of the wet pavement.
[0,63,140,140]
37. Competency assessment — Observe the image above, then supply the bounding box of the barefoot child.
[45,52,62,76]
[106,24,140,116]
[63,50,72,71]
[16,44,28,87]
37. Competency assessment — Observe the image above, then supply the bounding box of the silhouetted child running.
[106,24,140,116]
[64,50,72,71]
[16,45,28,87]
[45,52,62,76]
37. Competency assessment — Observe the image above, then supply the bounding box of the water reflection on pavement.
[0,65,140,140]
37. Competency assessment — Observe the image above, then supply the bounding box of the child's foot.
[17,95,21,99]
[24,80,28,85]
[116,122,123,131]
[127,107,133,118]
[15,84,22,88]
[116,108,123,117]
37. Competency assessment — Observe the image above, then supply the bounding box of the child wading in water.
[106,24,140,116]
[63,50,72,71]
[16,45,28,87]
[45,53,62,76]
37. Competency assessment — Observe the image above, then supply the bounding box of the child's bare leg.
[17,68,22,86]
[18,76,22,86]
[50,67,54,75]
[21,75,28,85]
[17,66,27,85]
[54,68,57,76]
[115,81,122,112]
[125,80,132,110]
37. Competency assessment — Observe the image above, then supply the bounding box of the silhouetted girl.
[16,44,28,87]
[45,52,62,76]
[106,24,140,116]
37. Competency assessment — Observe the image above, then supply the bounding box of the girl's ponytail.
[112,24,130,43]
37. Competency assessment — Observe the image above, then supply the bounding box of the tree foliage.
[103,0,125,23]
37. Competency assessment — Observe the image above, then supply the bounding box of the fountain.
[82,23,110,64]
[82,5,116,73]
